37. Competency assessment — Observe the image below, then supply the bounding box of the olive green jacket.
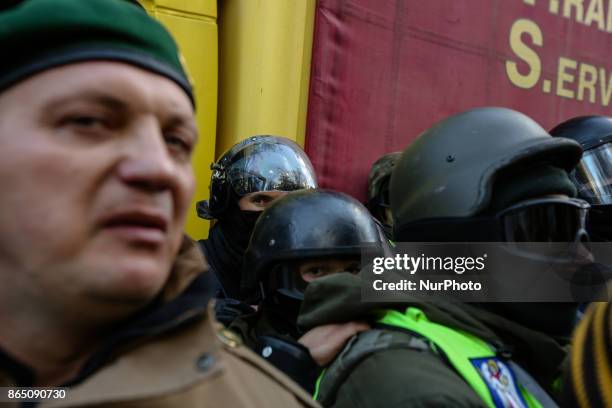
[298,273,568,408]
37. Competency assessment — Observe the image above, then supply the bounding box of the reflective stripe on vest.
[313,368,325,401]
[377,307,543,408]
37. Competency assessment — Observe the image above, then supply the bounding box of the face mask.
[218,205,262,250]
[264,291,304,333]
[587,205,612,242]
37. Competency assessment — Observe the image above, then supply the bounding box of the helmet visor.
[572,143,612,204]
[499,197,589,242]
[226,142,317,196]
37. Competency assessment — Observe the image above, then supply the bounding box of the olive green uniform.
[299,273,568,407]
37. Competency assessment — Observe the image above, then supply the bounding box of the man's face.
[0,62,197,311]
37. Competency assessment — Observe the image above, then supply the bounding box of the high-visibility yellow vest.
[315,307,547,408]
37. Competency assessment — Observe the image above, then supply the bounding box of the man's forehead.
[1,61,195,117]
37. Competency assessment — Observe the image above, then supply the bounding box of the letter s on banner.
[506,18,543,89]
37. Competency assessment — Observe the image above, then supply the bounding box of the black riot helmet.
[550,116,612,205]
[242,189,384,300]
[197,135,317,220]
[391,107,583,239]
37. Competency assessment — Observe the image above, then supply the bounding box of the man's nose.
[116,119,178,193]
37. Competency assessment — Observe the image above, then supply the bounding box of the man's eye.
[66,116,106,128]
[164,134,193,155]
[252,196,271,205]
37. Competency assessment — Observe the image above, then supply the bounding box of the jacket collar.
[0,236,215,387]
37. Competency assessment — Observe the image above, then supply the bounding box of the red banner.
[305,0,612,202]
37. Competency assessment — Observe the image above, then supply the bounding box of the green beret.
[0,0,194,105]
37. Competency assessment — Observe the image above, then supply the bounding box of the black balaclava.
[257,263,305,336]
[203,192,262,299]
[217,197,261,250]
[482,165,579,337]
[260,292,304,340]
[586,205,612,242]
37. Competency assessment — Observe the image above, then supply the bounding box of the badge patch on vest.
[470,357,528,408]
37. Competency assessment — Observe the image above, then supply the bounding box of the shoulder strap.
[315,328,428,406]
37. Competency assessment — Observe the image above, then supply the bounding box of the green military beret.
[0,0,194,105]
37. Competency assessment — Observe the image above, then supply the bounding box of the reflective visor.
[226,142,317,196]
[572,143,612,204]
[498,197,589,242]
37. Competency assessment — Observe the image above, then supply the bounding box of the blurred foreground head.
[0,0,197,318]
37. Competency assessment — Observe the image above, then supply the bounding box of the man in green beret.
[0,1,316,406]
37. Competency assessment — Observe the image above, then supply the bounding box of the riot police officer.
[550,115,612,241]
[299,107,590,407]
[230,189,383,392]
[197,135,317,300]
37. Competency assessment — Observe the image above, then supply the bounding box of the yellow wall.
[139,0,217,239]
[216,0,316,155]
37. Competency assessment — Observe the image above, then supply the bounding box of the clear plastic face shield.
[571,143,612,205]
[226,142,317,197]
